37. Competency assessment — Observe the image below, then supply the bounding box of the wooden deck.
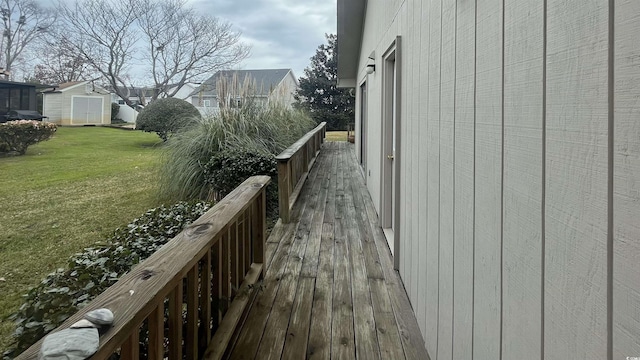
[227,142,429,360]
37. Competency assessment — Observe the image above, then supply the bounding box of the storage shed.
[43,81,111,125]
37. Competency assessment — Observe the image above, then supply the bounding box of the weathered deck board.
[343,152,380,360]
[229,149,327,360]
[228,142,428,359]
[307,151,338,360]
[330,148,356,359]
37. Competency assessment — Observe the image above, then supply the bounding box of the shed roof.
[58,81,85,90]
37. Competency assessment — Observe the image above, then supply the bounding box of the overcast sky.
[189,0,337,82]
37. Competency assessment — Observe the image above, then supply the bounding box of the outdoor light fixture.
[366,63,375,74]
[366,50,376,74]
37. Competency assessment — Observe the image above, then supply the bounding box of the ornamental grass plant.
[158,73,315,203]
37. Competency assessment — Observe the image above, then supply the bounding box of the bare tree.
[137,0,249,99]
[57,0,249,106]
[32,35,95,84]
[0,0,55,77]
[58,0,138,106]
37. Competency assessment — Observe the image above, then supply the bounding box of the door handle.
[387,154,394,160]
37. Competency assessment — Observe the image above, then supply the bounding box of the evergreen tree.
[295,34,354,131]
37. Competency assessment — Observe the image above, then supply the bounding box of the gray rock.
[39,328,99,360]
[70,319,99,329]
[84,308,114,326]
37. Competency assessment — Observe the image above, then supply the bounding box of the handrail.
[17,175,270,360]
[275,122,326,223]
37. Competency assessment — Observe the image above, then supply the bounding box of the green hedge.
[3,201,211,358]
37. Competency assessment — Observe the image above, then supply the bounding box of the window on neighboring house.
[230,99,242,108]
[203,99,211,107]
[118,100,125,105]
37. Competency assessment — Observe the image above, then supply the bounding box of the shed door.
[72,97,103,124]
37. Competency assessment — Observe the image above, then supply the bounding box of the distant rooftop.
[192,69,295,97]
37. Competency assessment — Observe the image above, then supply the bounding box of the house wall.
[170,84,197,102]
[43,93,64,124]
[353,0,640,358]
[270,71,298,108]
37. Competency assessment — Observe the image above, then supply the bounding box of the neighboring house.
[171,83,198,102]
[110,83,199,106]
[338,1,640,359]
[42,81,111,125]
[190,69,298,115]
[0,79,37,121]
[110,86,155,108]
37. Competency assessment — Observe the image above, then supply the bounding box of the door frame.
[380,36,401,270]
[358,79,367,180]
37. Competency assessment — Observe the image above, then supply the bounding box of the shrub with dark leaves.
[3,201,211,358]
[202,149,279,218]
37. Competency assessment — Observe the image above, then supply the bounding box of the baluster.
[228,221,238,299]
[202,250,212,345]
[244,209,251,274]
[186,266,198,359]
[221,229,230,312]
[148,303,164,360]
[120,325,140,360]
[278,160,290,223]
[213,240,222,325]
[168,282,183,360]
[252,191,266,269]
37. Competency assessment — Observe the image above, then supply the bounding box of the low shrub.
[136,98,201,141]
[0,120,57,155]
[3,201,211,358]
[203,149,279,218]
[0,140,8,153]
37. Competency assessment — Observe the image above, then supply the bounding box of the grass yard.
[0,127,163,353]
[325,131,348,142]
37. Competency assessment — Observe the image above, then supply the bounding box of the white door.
[72,97,103,124]
[381,41,400,264]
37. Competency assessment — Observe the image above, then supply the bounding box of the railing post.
[252,189,266,270]
[277,160,291,223]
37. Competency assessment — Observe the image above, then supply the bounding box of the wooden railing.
[276,122,326,223]
[17,176,270,360]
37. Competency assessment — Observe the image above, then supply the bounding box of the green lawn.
[0,127,163,353]
[325,131,348,142]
